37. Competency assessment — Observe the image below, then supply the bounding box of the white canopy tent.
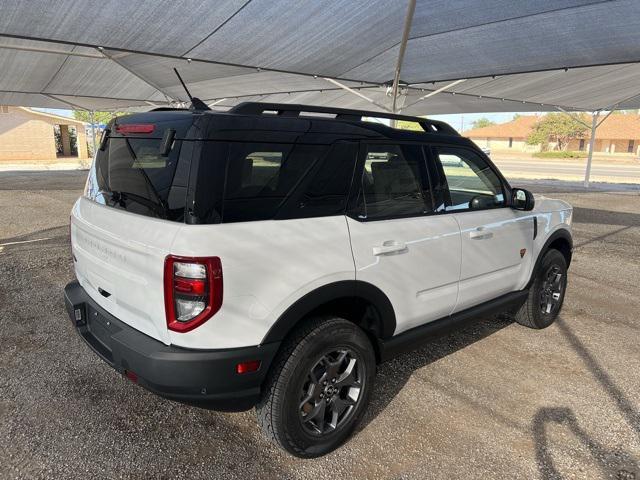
[2,0,640,185]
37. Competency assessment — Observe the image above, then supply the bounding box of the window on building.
[628,140,635,153]
[579,139,586,151]
[508,137,513,148]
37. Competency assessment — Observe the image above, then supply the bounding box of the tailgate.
[71,197,182,344]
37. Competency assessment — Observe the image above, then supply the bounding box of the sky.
[34,108,531,131]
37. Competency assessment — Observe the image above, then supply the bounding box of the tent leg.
[584,112,599,188]
[390,0,417,124]
[90,110,97,158]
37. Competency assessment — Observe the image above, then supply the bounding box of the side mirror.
[469,195,495,210]
[511,188,535,211]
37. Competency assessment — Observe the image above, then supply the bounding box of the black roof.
[129,102,473,146]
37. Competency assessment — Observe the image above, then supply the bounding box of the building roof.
[464,116,540,138]
[19,107,87,125]
[464,114,640,140]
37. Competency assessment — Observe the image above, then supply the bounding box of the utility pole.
[584,112,599,188]
[90,110,97,158]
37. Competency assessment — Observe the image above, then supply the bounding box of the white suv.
[65,102,573,457]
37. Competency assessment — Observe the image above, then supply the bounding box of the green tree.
[526,113,589,151]
[471,117,496,129]
[73,110,126,124]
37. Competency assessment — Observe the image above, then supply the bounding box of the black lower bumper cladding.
[64,281,279,411]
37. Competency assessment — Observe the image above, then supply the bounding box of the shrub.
[532,151,587,159]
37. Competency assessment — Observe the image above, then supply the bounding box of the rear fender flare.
[260,280,396,344]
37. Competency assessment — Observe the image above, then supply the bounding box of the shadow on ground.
[532,318,640,480]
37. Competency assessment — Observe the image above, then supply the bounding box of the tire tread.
[256,317,368,456]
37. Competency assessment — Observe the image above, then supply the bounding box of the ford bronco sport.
[65,102,572,457]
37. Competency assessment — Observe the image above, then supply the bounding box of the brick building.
[0,106,88,162]
[464,114,640,155]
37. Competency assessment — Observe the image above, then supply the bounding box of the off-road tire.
[514,249,568,329]
[256,317,376,457]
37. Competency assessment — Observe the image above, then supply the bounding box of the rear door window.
[277,141,358,219]
[352,144,432,220]
[219,143,329,223]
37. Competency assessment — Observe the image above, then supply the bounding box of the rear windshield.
[85,125,190,222]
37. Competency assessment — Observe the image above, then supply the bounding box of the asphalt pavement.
[1,170,639,479]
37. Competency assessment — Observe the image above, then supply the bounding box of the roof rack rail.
[229,102,459,136]
[149,107,189,112]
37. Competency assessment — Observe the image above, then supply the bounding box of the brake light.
[115,124,155,134]
[164,255,223,333]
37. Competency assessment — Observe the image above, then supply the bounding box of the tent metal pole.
[415,79,467,101]
[390,0,417,119]
[555,106,592,129]
[584,111,599,188]
[98,48,177,103]
[0,43,104,58]
[42,93,86,110]
[90,110,97,158]
[323,78,391,111]
[208,98,227,107]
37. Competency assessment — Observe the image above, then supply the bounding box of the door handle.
[373,241,408,256]
[469,227,494,240]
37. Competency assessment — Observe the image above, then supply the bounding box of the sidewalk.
[490,151,640,166]
[0,158,88,171]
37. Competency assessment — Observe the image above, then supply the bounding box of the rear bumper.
[64,280,279,411]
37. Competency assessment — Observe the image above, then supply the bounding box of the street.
[492,157,640,184]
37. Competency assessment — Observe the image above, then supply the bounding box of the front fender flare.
[528,228,573,287]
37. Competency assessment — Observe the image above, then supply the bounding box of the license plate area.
[83,305,119,365]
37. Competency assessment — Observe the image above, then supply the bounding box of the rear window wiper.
[109,190,168,218]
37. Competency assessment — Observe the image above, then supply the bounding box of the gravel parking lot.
[1,171,638,479]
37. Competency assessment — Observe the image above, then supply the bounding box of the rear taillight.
[164,255,223,333]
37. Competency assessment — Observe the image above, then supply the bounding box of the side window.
[354,144,431,220]
[278,142,358,219]
[434,147,505,211]
[221,143,327,222]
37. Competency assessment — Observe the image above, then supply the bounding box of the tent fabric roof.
[464,113,640,140]
[1,0,640,113]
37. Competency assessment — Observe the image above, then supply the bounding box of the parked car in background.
[65,102,573,457]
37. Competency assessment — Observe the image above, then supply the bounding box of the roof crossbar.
[229,102,460,135]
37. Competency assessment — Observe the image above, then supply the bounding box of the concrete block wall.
[0,106,88,162]
[0,107,58,161]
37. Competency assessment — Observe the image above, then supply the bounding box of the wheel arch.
[528,228,573,287]
[261,280,396,359]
